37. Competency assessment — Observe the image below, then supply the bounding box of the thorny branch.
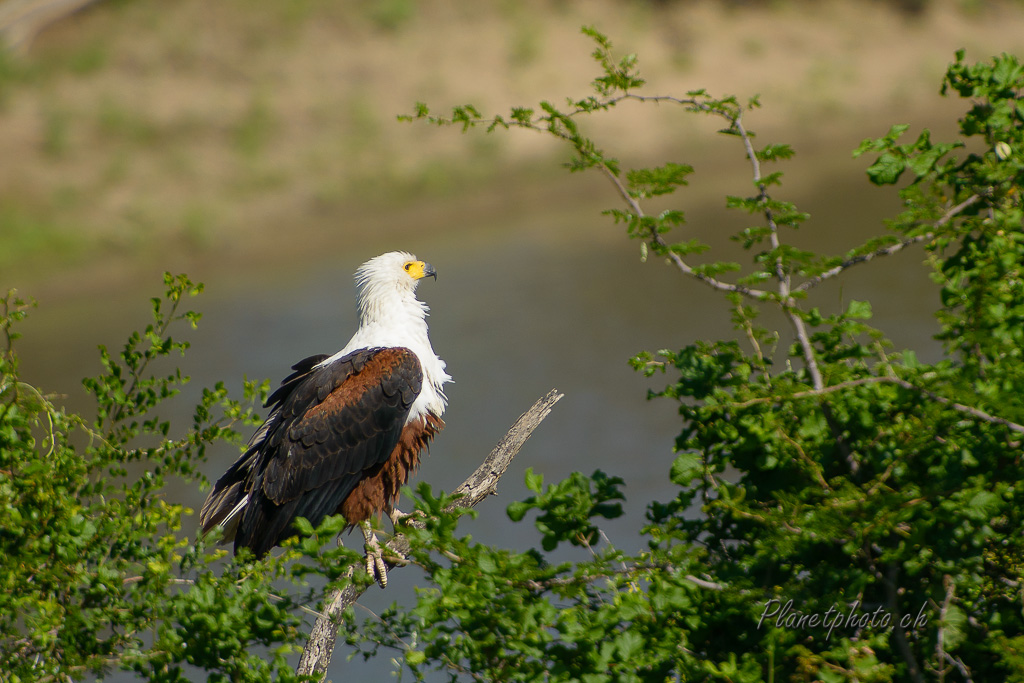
[295,389,563,680]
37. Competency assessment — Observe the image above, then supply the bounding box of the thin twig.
[884,563,926,683]
[778,428,829,491]
[729,376,893,407]
[458,105,773,301]
[796,194,981,293]
[727,376,1024,435]
[561,128,771,301]
[786,310,825,391]
[733,105,824,390]
[106,291,188,428]
[943,653,974,683]
[733,301,771,384]
[519,565,725,593]
[935,575,955,683]
[890,377,1024,435]
[734,110,783,287]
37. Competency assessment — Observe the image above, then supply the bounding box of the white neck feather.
[322,275,450,422]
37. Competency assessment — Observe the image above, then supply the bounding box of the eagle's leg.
[360,520,388,589]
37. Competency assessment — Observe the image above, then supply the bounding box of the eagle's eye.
[404,262,413,271]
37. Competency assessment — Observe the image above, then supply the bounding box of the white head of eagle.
[200,251,451,558]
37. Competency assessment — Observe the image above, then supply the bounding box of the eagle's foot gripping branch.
[360,521,389,589]
[389,507,425,528]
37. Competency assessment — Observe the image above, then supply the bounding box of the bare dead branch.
[295,389,563,680]
[448,389,562,507]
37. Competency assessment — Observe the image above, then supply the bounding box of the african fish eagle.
[199,251,450,585]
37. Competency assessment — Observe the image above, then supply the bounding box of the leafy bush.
[383,31,1024,681]
[0,277,368,682]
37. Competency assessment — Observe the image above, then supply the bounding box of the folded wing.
[199,347,422,557]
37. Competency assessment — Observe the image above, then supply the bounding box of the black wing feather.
[226,346,422,557]
[265,354,331,407]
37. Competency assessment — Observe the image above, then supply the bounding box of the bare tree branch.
[295,389,563,680]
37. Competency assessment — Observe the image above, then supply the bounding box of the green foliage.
[381,28,1024,682]
[0,277,364,681]
[507,468,625,551]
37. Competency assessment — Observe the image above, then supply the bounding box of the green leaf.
[292,516,314,536]
[506,500,530,522]
[670,452,703,485]
[865,152,906,185]
[943,605,968,650]
[846,300,872,320]
[524,467,544,493]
